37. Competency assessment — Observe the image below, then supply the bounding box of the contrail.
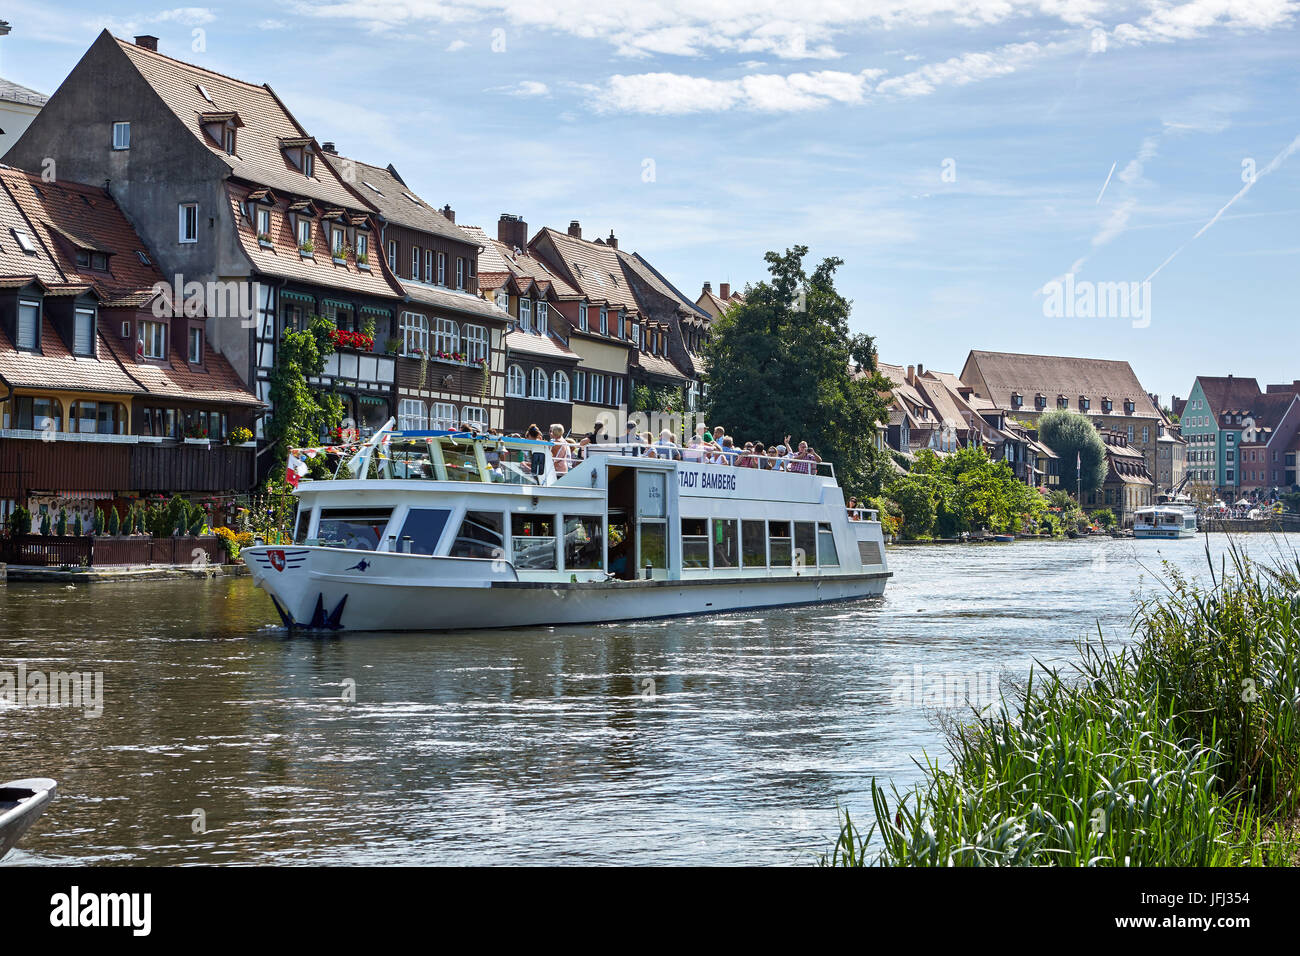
[1096,161,1117,203]
[1146,132,1300,282]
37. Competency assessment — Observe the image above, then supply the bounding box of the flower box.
[183,438,211,447]
[329,329,375,351]
[332,255,347,266]
[299,249,315,259]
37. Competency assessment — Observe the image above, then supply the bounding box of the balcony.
[0,431,256,497]
[310,348,396,392]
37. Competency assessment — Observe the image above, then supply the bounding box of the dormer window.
[223,126,237,155]
[1057,395,1068,409]
[599,306,608,335]
[1102,397,1113,413]
[495,290,509,312]
[1010,392,1023,409]
[303,152,315,178]
[257,208,271,237]
[1034,394,1046,411]
[519,297,532,331]
[297,219,313,251]
[16,299,40,350]
[75,249,109,272]
[1079,396,1090,412]
[188,326,203,364]
[1124,399,1135,414]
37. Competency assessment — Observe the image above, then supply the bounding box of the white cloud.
[497,80,550,97]
[588,68,883,114]
[1113,0,1297,44]
[874,41,1047,97]
[446,39,469,52]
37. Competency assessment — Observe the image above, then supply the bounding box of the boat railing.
[578,442,835,478]
[846,507,880,522]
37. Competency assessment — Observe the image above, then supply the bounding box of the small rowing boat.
[0,778,57,860]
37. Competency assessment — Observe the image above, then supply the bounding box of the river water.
[2,534,1295,866]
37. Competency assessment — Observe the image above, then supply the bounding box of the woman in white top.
[550,424,571,474]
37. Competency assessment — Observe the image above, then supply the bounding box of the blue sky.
[2,1,1298,404]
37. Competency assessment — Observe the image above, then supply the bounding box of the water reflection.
[1,535,1295,865]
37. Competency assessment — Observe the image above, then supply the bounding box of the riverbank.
[1,563,249,583]
[825,542,1300,866]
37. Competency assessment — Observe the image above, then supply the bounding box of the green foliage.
[73,512,83,537]
[887,445,1045,538]
[93,507,105,535]
[40,511,50,536]
[265,315,343,482]
[825,546,1300,866]
[8,506,31,535]
[1093,507,1117,529]
[633,382,683,414]
[106,505,121,537]
[701,245,890,496]
[145,495,204,538]
[55,508,67,536]
[1037,409,1107,494]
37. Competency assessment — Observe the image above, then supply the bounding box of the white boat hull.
[245,546,889,631]
[1133,528,1197,539]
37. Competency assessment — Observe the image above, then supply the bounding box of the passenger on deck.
[790,440,821,475]
[550,424,571,474]
[737,442,760,468]
[847,496,860,519]
[525,424,547,478]
[718,435,739,465]
[656,429,682,460]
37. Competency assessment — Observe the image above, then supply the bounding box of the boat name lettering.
[679,469,736,492]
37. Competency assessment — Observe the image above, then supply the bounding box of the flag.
[286,451,308,488]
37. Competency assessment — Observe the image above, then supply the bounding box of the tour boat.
[1132,505,1198,539]
[0,778,57,860]
[243,423,891,631]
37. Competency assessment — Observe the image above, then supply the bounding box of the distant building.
[695,281,743,321]
[1181,376,1300,495]
[1086,429,1153,523]
[0,75,46,158]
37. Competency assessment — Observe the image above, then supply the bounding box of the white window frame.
[631,322,640,346]
[495,290,509,312]
[257,208,271,236]
[464,324,488,363]
[530,367,549,400]
[578,303,588,331]
[591,373,604,405]
[551,370,569,402]
[518,297,532,331]
[461,405,487,430]
[73,308,95,356]
[138,319,166,359]
[387,240,398,270]
[412,247,420,280]
[438,252,446,285]
[430,402,457,431]
[16,300,39,349]
[188,325,203,363]
[112,121,130,150]
[398,398,427,431]
[332,227,345,255]
[434,317,460,355]
[506,364,525,397]
[303,151,315,177]
[456,257,465,290]
[612,377,624,407]
[401,311,428,355]
[574,370,586,402]
[179,203,198,243]
[537,301,548,334]
[599,306,608,335]
[424,249,434,283]
[356,233,368,260]
[298,219,312,249]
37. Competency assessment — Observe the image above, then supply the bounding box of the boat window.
[395,508,451,555]
[293,505,312,544]
[641,522,667,570]
[817,521,839,567]
[794,522,817,568]
[769,520,792,567]
[564,515,604,570]
[682,517,709,568]
[742,520,766,567]
[512,514,557,570]
[316,509,392,551]
[450,511,505,560]
[440,440,482,482]
[712,518,739,569]
[388,440,436,480]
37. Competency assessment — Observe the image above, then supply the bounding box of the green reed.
[824,540,1300,866]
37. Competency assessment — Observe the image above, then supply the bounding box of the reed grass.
[824,540,1300,866]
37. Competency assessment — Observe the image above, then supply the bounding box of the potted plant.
[384,336,403,355]
[332,244,350,265]
[298,239,315,257]
[228,426,255,447]
[184,421,211,445]
[257,232,273,247]
[356,251,370,267]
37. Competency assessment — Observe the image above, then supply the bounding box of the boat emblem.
[268,550,286,572]
[344,559,371,572]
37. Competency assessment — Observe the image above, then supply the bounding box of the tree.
[265,315,343,482]
[891,474,938,538]
[1094,507,1117,529]
[1037,409,1107,495]
[702,245,891,494]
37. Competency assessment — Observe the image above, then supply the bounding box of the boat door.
[606,463,673,580]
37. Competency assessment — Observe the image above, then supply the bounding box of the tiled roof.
[533,227,639,311]
[618,250,710,320]
[100,333,261,405]
[226,184,397,297]
[400,280,509,322]
[0,319,144,394]
[0,166,162,302]
[113,35,363,211]
[632,349,688,382]
[504,329,580,362]
[0,76,47,108]
[965,350,1159,420]
[461,225,580,299]
[323,154,472,246]
[1196,376,1263,420]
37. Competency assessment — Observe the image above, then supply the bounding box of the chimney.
[917,362,924,377]
[321,142,337,154]
[719,282,730,299]
[135,35,159,51]
[906,365,915,385]
[442,203,455,223]
[607,229,618,250]
[497,213,527,250]
[568,220,582,239]
[702,281,712,296]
